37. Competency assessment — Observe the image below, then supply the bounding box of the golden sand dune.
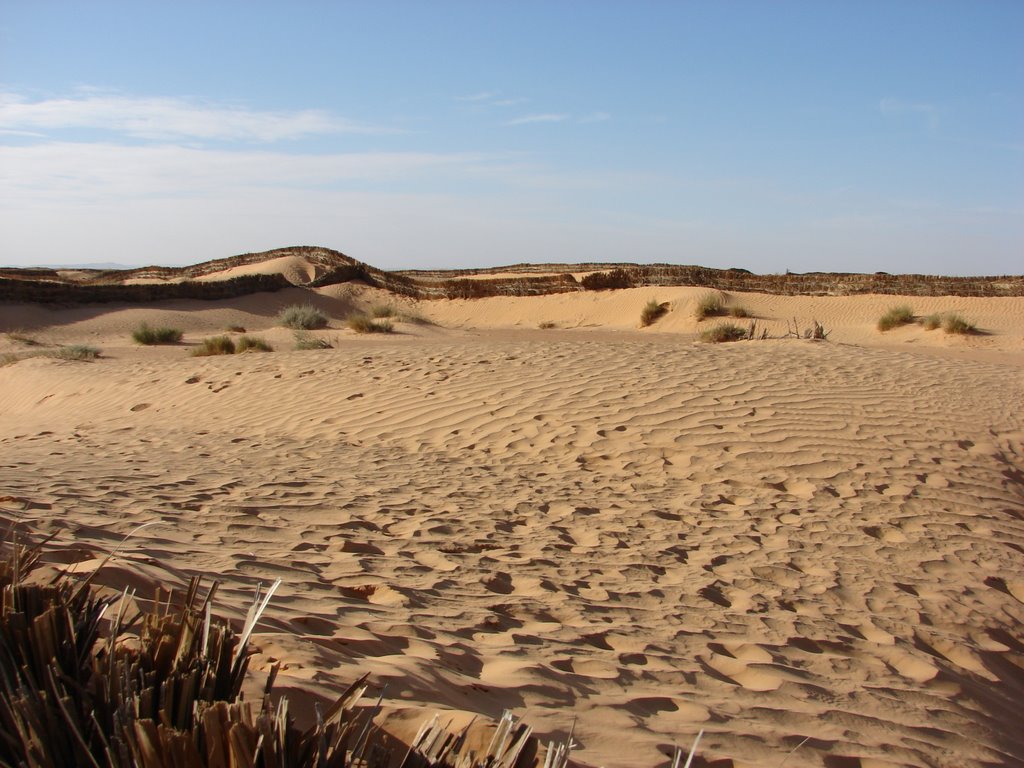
[1,261,1023,767]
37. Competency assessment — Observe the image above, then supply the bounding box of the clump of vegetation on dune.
[348,314,394,333]
[132,322,183,345]
[877,305,915,331]
[694,291,750,322]
[294,330,333,350]
[640,299,669,327]
[700,322,755,343]
[919,311,977,335]
[191,335,236,356]
[48,344,101,360]
[278,304,329,330]
[235,335,273,352]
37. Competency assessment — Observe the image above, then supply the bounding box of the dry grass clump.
[6,331,41,346]
[538,321,558,329]
[694,292,724,320]
[132,322,183,345]
[225,324,247,333]
[278,304,328,330]
[694,292,749,321]
[640,299,669,327]
[398,311,434,326]
[235,335,273,352]
[919,312,977,334]
[294,331,334,350]
[348,315,394,334]
[370,303,396,318]
[877,305,915,331]
[700,322,753,343]
[942,313,976,335]
[48,344,100,361]
[192,335,236,356]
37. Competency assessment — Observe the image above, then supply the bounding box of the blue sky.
[1,1,1021,274]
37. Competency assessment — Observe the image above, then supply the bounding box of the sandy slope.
[1,285,1023,767]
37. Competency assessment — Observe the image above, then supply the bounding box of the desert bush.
[132,323,183,345]
[370,303,396,318]
[398,311,433,326]
[922,313,942,330]
[6,332,41,346]
[877,305,915,331]
[225,324,247,333]
[943,313,976,335]
[729,306,750,318]
[48,345,100,361]
[192,335,236,356]
[538,321,557,329]
[640,299,669,327]
[294,331,333,350]
[236,335,273,352]
[278,304,328,330]
[694,292,725,320]
[700,322,751,343]
[348,315,393,333]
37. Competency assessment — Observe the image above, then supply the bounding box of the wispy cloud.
[506,113,570,126]
[0,142,504,203]
[454,91,498,102]
[579,111,611,124]
[0,90,394,142]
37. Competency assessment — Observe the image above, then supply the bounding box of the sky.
[1,1,1021,275]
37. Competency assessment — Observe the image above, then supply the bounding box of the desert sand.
[1,262,1023,767]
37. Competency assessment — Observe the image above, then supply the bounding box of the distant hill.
[1,245,1022,304]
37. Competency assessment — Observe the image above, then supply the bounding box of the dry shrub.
[943,313,976,335]
[694,292,725,320]
[922,313,942,330]
[640,299,669,327]
[225,324,247,333]
[192,336,236,356]
[700,322,751,343]
[877,305,915,331]
[236,335,273,352]
[294,331,333,350]
[370,303,396,318]
[278,304,328,330]
[729,306,750,318]
[132,323,183,345]
[348,315,393,333]
[49,345,100,360]
[538,321,557,329]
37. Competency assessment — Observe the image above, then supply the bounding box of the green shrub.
[192,336,236,356]
[943,313,976,335]
[694,292,725,321]
[922,313,942,330]
[700,323,751,343]
[278,304,328,330]
[877,305,915,331]
[348,315,393,334]
[294,331,333,350]
[640,299,669,327]
[729,306,750,318]
[236,335,273,352]
[132,323,183,345]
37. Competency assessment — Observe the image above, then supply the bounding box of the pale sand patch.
[0,288,1022,766]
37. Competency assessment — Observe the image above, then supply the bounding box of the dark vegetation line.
[2,246,1022,304]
